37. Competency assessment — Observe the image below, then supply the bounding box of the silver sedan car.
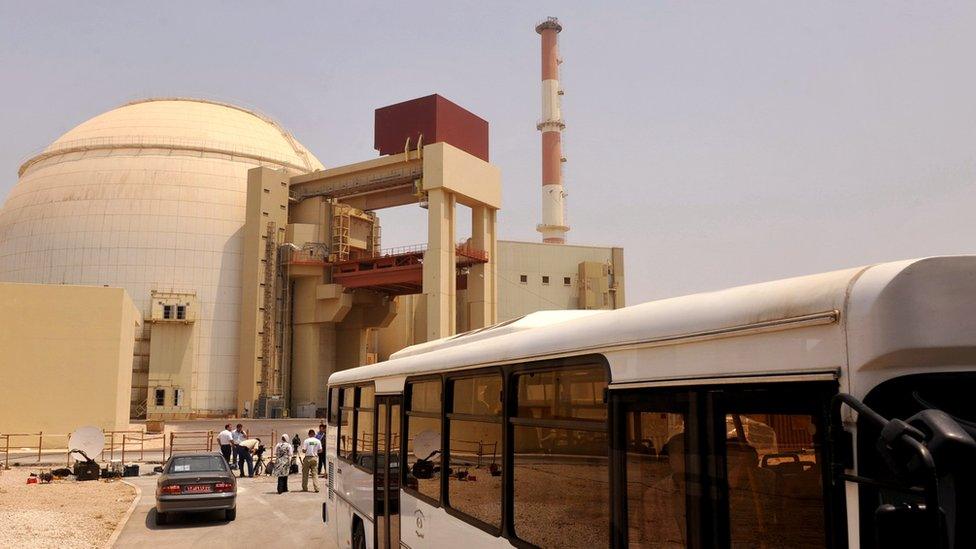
[155,452,237,524]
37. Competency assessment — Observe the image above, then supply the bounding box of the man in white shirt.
[300,429,322,492]
[233,424,253,478]
[217,424,233,464]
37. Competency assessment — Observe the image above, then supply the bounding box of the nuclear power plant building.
[0,94,623,433]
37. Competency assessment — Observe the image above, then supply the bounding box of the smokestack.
[536,16,568,244]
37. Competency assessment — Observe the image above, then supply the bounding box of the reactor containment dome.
[0,98,323,415]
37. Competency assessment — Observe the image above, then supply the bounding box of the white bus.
[321,256,976,549]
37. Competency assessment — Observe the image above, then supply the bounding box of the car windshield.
[168,455,226,474]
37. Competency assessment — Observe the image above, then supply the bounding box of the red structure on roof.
[374,94,489,161]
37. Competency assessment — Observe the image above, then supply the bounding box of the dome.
[20,98,323,176]
[0,98,323,415]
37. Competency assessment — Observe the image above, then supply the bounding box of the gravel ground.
[0,468,135,548]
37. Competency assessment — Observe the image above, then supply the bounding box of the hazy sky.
[3,1,976,305]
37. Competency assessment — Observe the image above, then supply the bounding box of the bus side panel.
[346,464,374,522]
[399,492,513,548]
[336,493,353,548]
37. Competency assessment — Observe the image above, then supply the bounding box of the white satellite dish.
[68,426,105,460]
[414,430,441,460]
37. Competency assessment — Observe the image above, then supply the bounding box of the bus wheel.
[352,519,366,549]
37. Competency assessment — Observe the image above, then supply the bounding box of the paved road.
[114,472,337,548]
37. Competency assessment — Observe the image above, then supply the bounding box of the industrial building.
[0,20,623,430]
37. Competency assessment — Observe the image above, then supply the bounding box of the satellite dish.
[68,426,105,460]
[414,430,441,460]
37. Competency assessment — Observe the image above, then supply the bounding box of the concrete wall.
[494,240,624,319]
[0,283,140,435]
[377,241,625,360]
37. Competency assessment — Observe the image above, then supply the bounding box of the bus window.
[339,386,354,460]
[405,379,442,503]
[512,365,609,548]
[626,411,688,548]
[447,374,502,529]
[356,386,375,471]
[328,387,339,426]
[724,412,825,548]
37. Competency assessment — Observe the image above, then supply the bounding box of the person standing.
[316,423,327,477]
[301,429,322,492]
[217,424,233,465]
[232,423,252,478]
[273,434,293,494]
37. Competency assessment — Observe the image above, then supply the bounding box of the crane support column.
[424,187,457,340]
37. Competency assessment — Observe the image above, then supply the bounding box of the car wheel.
[155,511,167,525]
[225,508,237,521]
[352,520,366,549]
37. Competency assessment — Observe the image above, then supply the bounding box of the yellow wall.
[0,283,140,435]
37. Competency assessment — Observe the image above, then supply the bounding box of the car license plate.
[184,484,212,494]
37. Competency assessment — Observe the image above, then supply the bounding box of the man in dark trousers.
[316,423,327,477]
[233,423,253,478]
[217,424,233,464]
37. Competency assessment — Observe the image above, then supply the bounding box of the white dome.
[0,98,323,414]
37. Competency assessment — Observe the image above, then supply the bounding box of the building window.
[162,305,173,320]
[542,276,550,285]
[519,274,527,284]
[564,277,572,286]
[176,305,186,320]
[154,388,166,407]
[173,388,184,407]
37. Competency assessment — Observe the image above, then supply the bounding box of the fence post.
[37,432,43,463]
[121,435,127,465]
[4,435,9,470]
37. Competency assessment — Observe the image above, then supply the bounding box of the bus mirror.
[874,503,929,548]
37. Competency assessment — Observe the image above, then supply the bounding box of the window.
[327,387,339,426]
[405,379,442,503]
[176,305,186,320]
[627,410,690,547]
[173,388,184,407]
[356,386,375,471]
[168,455,227,473]
[620,383,833,548]
[154,388,165,407]
[447,374,503,529]
[512,365,609,548]
[162,305,173,320]
[338,386,354,460]
[724,411,826,548]
[564,276,572,286]
[519,274,527,283]
[542,275,550,285]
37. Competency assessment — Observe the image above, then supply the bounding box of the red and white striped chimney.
[535,16,568,244]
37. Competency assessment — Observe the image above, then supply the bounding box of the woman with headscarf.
[273,434,294,494]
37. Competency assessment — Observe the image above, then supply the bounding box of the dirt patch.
[0,468,135,548]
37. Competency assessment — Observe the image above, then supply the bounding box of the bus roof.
[329,256,976,394]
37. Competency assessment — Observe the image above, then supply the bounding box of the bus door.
[375,395,401,549]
